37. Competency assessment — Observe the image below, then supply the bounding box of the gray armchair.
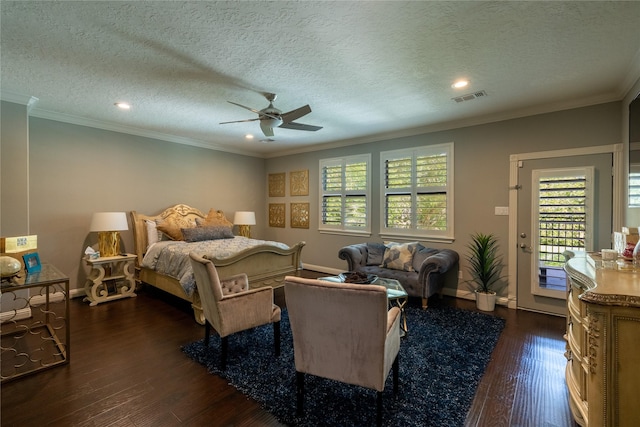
[189,252,281,370]
[284,276,401,427]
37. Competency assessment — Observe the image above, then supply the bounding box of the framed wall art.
[290,169,309,196]
[268,203,286,228]
[290,202,310,229]
[268,173,286,197]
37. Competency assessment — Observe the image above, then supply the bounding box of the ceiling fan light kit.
[220,93,322,138]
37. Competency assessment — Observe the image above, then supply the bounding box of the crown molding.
[266,92,622,158]
[1,90,40,111]
[27,108,265,158]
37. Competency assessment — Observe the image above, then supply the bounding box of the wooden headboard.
[130,204,206,265]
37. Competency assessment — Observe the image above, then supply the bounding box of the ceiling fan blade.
[227,101,261,115]
[228,100,281,121]
[219,118,260,124]
[281,105,311,124]
[279,121,323,132]
[260,121,275,137]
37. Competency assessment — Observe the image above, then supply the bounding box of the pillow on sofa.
[412,244,439,271]
[182,225,234,242]
[381,242,418,272]
[366,242,386,265]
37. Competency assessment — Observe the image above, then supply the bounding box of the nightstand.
[84,254,137,305]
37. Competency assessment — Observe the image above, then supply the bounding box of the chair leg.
[422,297,428,309]
[274,321,281,357]
[376,391,383,427]
[204,321,211,346]
[221,336,228,370]
[393,354,399,395]
[296,371,304,417]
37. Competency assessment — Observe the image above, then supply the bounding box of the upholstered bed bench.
[338,242,459,309]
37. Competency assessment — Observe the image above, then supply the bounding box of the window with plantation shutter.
[630,164,640,207]
[534,168,593,267]
[380,144,454,241]
[319,154,370,233]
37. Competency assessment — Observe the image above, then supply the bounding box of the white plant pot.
[475,290,497,312]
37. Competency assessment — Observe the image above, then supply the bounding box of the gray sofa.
[338,242,459,308]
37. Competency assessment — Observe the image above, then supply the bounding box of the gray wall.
[16,115,266,291]
[264,102,622,296]
[0,100,624,299]
[1,101,29,234]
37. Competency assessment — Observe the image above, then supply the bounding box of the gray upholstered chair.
[189,252,281,369]
[284,276,401,427]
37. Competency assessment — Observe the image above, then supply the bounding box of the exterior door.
[516,153,613,315]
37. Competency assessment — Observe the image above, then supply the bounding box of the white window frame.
[380,143,454,242]
[319,154,371,236]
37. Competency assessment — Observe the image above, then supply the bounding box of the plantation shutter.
[320,155,369,230]
[383,144,453,236]
[538,174,587,265]
[385,157,412,228]
[629,167,640,207]
[322,163,343,225]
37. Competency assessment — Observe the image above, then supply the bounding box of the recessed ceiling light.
[451,80,469,89]
[245,134,254,140]
[115,102,131,110]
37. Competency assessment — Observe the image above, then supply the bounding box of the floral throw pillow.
[381,242,418,272]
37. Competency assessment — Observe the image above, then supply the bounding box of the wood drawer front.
[567,316,584,355]
[568,285,585,316]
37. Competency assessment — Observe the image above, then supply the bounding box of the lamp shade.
[90,212,129,232]
[233,211,256,225]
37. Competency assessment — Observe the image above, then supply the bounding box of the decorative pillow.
[145,219,162,249]
[196,209,234,228]
[412,244,439,271]
[181,225,234,242]
[381,242,418,272]
[156,217,196,241]
[366,243,386,266]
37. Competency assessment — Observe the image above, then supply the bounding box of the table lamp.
[90,212,129,257]
[234,211,256,238]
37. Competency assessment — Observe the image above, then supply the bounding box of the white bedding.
[141,236,290,297]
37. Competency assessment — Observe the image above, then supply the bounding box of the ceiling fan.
[220,93,322,138]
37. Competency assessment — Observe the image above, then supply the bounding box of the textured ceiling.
[2,1,640,157]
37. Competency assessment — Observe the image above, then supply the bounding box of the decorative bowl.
[338,272,378,284]
[0,256,22,278]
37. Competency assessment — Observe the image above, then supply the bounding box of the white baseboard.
[1,289,87,324]
[441,287,510,307]
[0,307,32,323]
[301,263,343,276]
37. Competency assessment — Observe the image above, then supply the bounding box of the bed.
[130,204,305,324]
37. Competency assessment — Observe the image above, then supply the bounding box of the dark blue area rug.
[182,305,505,426]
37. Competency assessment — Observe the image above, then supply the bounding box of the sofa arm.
[338,244,369,271]
[417,249,460,285]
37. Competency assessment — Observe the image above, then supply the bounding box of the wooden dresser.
[564,254,640,427]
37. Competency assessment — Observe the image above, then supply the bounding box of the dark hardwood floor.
[1,271,577,427]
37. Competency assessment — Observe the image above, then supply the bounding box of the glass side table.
[1,263,70,382]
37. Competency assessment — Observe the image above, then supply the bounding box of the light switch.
[494,206,509,216]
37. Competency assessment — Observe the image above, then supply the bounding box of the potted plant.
[466,232,503,311]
